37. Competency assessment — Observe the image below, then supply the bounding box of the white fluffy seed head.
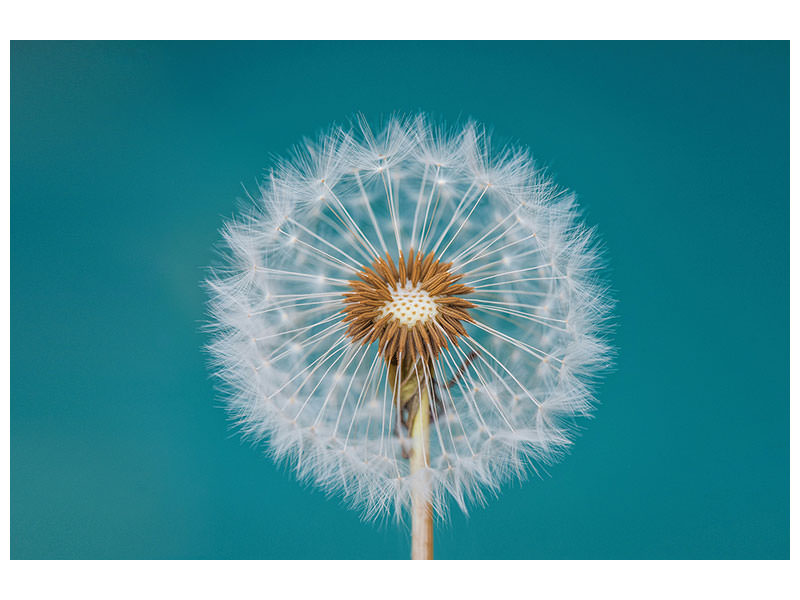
[205,113,614,522]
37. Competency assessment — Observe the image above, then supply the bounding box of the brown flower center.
[341,248,475,364]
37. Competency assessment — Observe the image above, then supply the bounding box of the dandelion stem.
[407,365,433,560]
[389,358,434,559]
[409,399,433,559]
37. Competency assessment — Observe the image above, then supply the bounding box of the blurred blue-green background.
[11,41,788,559]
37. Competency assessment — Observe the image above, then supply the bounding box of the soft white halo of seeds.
[206,114,613,520]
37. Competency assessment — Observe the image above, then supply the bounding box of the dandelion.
[206,114,613,559]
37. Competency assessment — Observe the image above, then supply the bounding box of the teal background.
[11,41,788,559]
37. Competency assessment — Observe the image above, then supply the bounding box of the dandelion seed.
[206,114,613,559]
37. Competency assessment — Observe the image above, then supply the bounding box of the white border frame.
[2,2,795,597]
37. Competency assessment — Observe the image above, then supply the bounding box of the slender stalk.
[390,359,434,560]
[409,381,433,560]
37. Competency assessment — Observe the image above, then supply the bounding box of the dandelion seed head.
[206,113,613,520]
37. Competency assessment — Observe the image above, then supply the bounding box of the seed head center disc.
[341,249,477,363]
[381,283,437,327]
